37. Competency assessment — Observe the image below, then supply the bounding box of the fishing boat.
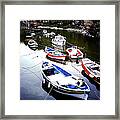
[28,39,38,50]
[52,34,66,46]
[45,47,68,64]
[41,62,90,100]
[46,51,67,61]
[81,58,100,84]
[66,46,83,59]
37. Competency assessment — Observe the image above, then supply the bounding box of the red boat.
[81,58,100,84]
[46,51,67,62]
[66,46,83,59]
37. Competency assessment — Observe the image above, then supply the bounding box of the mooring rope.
[71,64,81,73]
[21,66,55,100]
[20,70,41,75]
[93,90,100,99]
[44,85,54,100]
[21,62,42,69]
[21,67,42,81]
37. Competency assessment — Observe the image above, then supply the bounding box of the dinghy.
[81,58,100,84]
[46,51,67,61]
[41,61,90,99]
[28,39,38,50]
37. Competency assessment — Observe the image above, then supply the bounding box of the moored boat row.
[44,45,100,88]
[44,46,83,63]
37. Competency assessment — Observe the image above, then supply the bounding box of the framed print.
[0,0,119,119]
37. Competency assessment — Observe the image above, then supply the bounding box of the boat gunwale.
[41,63,90,94]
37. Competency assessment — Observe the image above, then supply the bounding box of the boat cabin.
[52,34,66,46]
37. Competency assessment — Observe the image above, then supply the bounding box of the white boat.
[41,62,90,100]
[81,58,100,84]
[28,39,38,50]
[52,34,66,46]
[66,46,83,59]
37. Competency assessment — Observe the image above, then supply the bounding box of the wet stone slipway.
[20,43,100,100]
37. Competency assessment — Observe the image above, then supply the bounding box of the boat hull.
[46,53,66,60]
[42,75,89,100]
[41,62,90,100]
[46,55,66,64]
[81,59,100,84]
[42,73,90,95]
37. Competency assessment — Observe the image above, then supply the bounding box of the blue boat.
[41,62,90,100]
[44,46,68,64]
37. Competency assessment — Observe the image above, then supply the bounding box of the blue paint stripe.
[52,64,71,77]
[67,84,88,90]
[62,84,88,90]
